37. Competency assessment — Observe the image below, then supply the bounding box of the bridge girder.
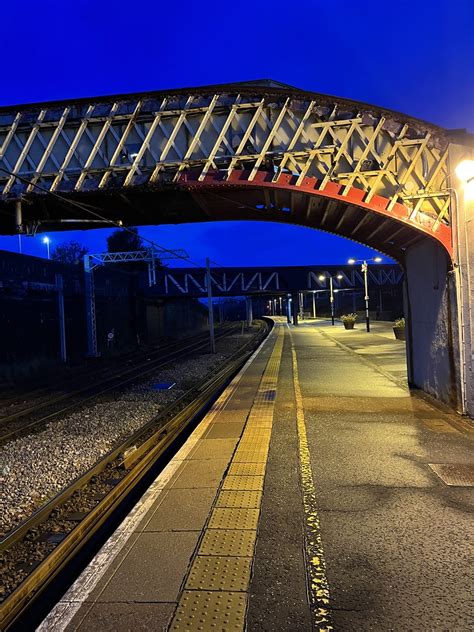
[0,82,470,257]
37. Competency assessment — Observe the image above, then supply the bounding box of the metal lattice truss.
[86,247,188,270]
[153,265,403,297]
[0,82,457,252]
[85,247,188,286]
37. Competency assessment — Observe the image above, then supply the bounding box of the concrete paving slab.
[186,439,238,461]
[204,422,245,438]
[168,459,230,488]
[97,531,200,603]
[142,488,216,532]
[74,602,175,632]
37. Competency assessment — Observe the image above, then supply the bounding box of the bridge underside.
[0,171,447,263]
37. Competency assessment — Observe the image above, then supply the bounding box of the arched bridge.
[0,80,472,416]
[0,79,467,259]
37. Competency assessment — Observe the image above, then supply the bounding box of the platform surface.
[39,319,474,632]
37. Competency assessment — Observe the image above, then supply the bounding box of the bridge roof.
[2,78,470,142]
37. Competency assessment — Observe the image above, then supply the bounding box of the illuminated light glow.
[455,160,474,183]
[348,258,355,265]
[465,180,474,201]
[337,274,343,279]
[374,256,382,262]
[318,275,325,281]
[43,236,50,244]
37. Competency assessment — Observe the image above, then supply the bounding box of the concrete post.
[246,296,253,327]
[292,292,299,326]
[286,296,291,323]
[55,273,67,363]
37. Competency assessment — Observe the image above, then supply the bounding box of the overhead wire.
[0,166,214,269]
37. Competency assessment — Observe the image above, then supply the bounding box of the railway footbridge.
[0,80,472,415]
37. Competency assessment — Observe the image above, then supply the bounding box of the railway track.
[0,320,270,631]
[0,324,238,445]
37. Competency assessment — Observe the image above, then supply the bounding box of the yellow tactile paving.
[222,475,264,491]
[216,490,262,508]
[170,591,246,631]
[185,555,252,591]
[198,529,257,556]
[169,326,284,631]
[228,463,266,476]
[208,507,260,530]
[232,450,269,463]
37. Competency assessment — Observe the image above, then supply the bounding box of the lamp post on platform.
[319,274,343,325]
[312,291,316,319]
[348,257,382,332]
[43,236,50,259]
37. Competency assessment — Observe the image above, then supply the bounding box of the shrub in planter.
[393,317,405,340]
[341,313,357,330]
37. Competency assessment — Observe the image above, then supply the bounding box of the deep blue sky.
[1,0,473,266]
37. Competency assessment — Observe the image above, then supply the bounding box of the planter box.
[393,327,405,340]
[343,321,355,330]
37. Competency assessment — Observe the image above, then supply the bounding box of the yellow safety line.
[290,329,333,631]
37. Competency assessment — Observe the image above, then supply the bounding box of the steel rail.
[0,321,269,630]
[0,324,234,423]
[0,324,238,444]
[0,328,228,411]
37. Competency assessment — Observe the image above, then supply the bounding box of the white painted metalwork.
[0,84,455,232]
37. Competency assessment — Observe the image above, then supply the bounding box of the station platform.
[39,319,473,631]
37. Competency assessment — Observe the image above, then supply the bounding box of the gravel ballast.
[0,329,260,537]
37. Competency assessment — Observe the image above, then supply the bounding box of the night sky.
[1,0,472,267]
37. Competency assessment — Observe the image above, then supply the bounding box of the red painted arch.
[177,170,452,258]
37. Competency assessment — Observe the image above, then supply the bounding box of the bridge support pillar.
[245,297,253,327]
[449,143,474,417]
[404,241,462,412]
[292,292,299,326]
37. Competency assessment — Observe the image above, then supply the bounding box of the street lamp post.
[348,256,382,332]
[43,236,50,259]
[312,291,316,319]
[318,274,343,325]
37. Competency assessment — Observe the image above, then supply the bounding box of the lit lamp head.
[348,258,355,265]
[337,274,343,280]
[42,236,49,244]
[455,160,474,183]
[318,275,326,281]
[456,159,474,200]
[373,256,382,263]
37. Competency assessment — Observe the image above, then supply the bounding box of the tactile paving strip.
[228,463,266,476]
[216,490,262,508]
[169,327,285,631]
[185,555,252,591]
[208,507,260,530]
[198,529,257,556]
[170,590,246,631]
[232,450,269,463]
[222,475,264,491]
